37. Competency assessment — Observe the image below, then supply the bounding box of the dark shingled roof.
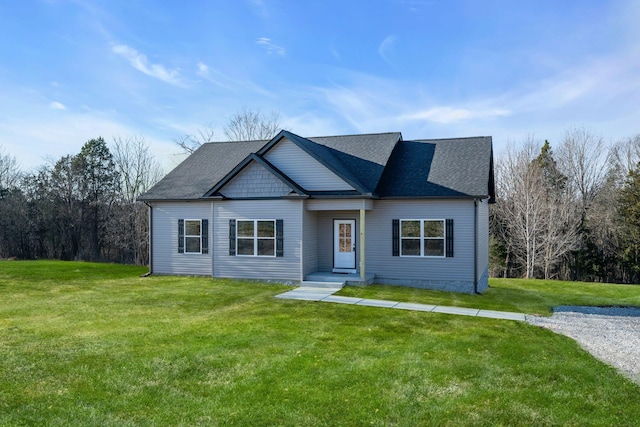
[376,137,494,199]
[139,140,266,200]
[138,131,494,202]
[256,131,399,194]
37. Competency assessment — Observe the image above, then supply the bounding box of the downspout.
[300,199,305,282]
[473,198,478,294]
[359,209,365,281]
[143,201,153,276]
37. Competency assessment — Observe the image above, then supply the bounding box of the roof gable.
[260,131,361,192]
[205,154,306,198]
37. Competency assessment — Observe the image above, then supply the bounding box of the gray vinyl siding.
[150,201,213,276]
[366,199,476,293]
[221,161,292,198]
[263,138,354,191]
[214,199,302,281]
[306,199,373,211]
[302,207,318,275]
[316,211,360,272]
[476,198,490,292]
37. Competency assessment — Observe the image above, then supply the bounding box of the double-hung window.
[184,219,202,253]
[178,218,208,254]
[400,219,445,257]
[237,220,276,256]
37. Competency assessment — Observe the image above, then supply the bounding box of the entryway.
[333,219,356,273]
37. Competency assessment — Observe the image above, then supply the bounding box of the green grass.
[1,260,639,426]
[338,278,640,315]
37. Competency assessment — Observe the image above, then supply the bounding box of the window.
[178,219,208,254]
[237,220,276,256]
[338,222,352,253]
[184,219,202,253]
[400,219,445,257]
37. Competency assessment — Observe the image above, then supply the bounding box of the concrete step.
[304,272,375,285]
[300,280,345,289]
[304,273,347,283]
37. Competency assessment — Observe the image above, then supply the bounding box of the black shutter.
[392,219,400,256]
[201,219,209,254]
[229,219,236,256]
[276,219,284,257]
[446,219,454,258]
[178,219,184,254]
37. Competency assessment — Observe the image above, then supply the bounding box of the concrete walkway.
[275,286,526,321]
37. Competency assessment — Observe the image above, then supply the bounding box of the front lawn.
[338,278,640,315]
[1,260,639,426]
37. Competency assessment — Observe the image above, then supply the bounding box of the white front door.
[333,219,356,273]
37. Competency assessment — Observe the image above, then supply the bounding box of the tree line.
[2,119,638,283]
[0,137,162,264]
[0,108,282,265]
[491,128,640,284]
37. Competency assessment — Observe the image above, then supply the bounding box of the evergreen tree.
[535,140,567,192]
[73,138,120,260]
[618,163,640,283]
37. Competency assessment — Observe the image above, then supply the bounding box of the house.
[138,130,495,294]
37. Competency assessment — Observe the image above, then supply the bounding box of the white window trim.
[236,219,276,257]
[399,219,446,258]
[184,219,202,254]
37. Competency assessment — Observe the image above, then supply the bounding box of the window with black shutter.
[201,219,209,254]
[393,218,453,258]
[229,219,236,256]
[445,219,454,258]
[276,219,284,257]
[178,219,184,253]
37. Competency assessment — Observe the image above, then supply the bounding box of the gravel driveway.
[526,306,640,384]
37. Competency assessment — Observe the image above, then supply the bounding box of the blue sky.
[1,0,638,171]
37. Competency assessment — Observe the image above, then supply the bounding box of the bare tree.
[173,108,283,154]
[585,171,625,281]
[172,122,217,155]
[0,145,21,190]
[0,145,26,258]
[47,155,83,259]
[557,127,608,215]
[538,189,581,279]
[224,107,281,141]
[495,139,546,278]
[494,137,580,279]
[111,136,163,201]
[609,134,640,183]
[110,136,163,264]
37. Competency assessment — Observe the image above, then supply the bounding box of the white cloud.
[50,101,66,110]
[196,62,209,77]
[378,35,398,67]
[505,47,640,115]
[0,90,177,173]
[193,62,266,93]
[112,44,182,85]
[399,0,432,13]
[281,113,341,138]
[402,106,511,124]
[256,37,286,56]
[330,46,341,60]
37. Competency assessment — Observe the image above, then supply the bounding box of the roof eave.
[377,194,490,200]
[137,197,212,203]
